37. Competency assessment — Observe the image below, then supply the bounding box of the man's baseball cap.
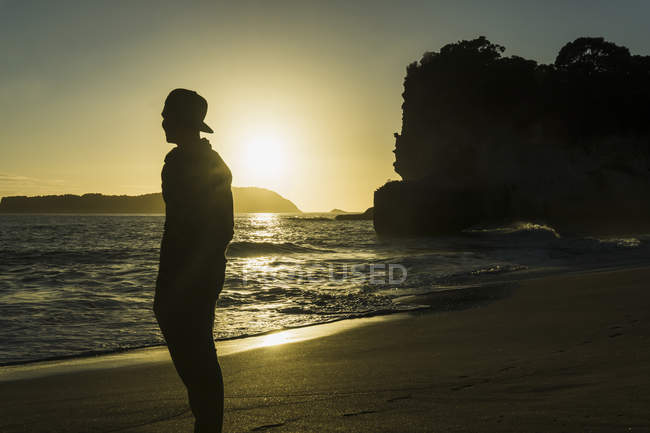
[162,88,213,133]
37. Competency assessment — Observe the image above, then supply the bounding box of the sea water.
[1,213,649,365]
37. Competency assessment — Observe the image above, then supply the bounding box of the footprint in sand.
[451,383,475,391]
[342,410,379,417]
[251,422,286,431]
[387,395,411,402]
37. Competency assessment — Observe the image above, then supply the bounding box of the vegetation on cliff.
[375,36,650,236]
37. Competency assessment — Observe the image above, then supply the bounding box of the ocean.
[1,213,649,365]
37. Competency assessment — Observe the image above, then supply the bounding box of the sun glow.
[240,126,288,185]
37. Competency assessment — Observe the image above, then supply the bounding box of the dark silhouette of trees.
[555,37,631,73]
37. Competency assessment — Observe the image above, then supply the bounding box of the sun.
[241,127,288,183]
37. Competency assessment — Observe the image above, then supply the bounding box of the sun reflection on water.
[248,213,281,241]
[242,257,276,274]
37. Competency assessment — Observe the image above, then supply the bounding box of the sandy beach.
[2,267,649,432]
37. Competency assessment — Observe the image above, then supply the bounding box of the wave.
[0,343,164,367]
[226,241,332,257]
[464,221,560,239]
[593,237,642,248]
[470,264,528,276]
[0,248,150,265]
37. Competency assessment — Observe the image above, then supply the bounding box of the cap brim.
[199,122,214,133]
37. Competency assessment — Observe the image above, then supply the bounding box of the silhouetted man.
[154,88,233,433]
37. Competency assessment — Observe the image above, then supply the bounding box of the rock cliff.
[375,36,650,236]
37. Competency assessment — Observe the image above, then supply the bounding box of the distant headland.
[374,36,650,236]
[0,187,300,214]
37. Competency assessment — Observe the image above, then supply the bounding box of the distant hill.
[232,187,300,213]
[0,187,300,214]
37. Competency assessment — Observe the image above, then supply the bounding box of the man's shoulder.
[163,146,181,164]
[209,149,226,166]
[211,152,232,186]
[161,142,231,183]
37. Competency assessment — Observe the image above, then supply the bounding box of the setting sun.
[238,125,291,187]
[243,131,285,174]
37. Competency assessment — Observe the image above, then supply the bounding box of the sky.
[1,0,649,212]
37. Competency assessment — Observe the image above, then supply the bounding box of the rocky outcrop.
[335,207,374,221]
[375,36,650,236]
[0,187,300,214]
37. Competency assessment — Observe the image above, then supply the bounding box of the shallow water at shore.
[1,213,649,365]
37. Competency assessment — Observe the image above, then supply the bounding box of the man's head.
[161,89,213,144]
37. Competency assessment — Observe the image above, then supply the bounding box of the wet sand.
[1,268,649,432]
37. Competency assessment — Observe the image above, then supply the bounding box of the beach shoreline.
[0,262,635,377]
[0,273,520,383]
[0,313,411,383]
[2,267,649,432]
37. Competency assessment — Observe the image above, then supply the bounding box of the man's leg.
[189,334,223,433]
[157,310,223,433]
[156,267,226,432]
[189,260,226,432]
